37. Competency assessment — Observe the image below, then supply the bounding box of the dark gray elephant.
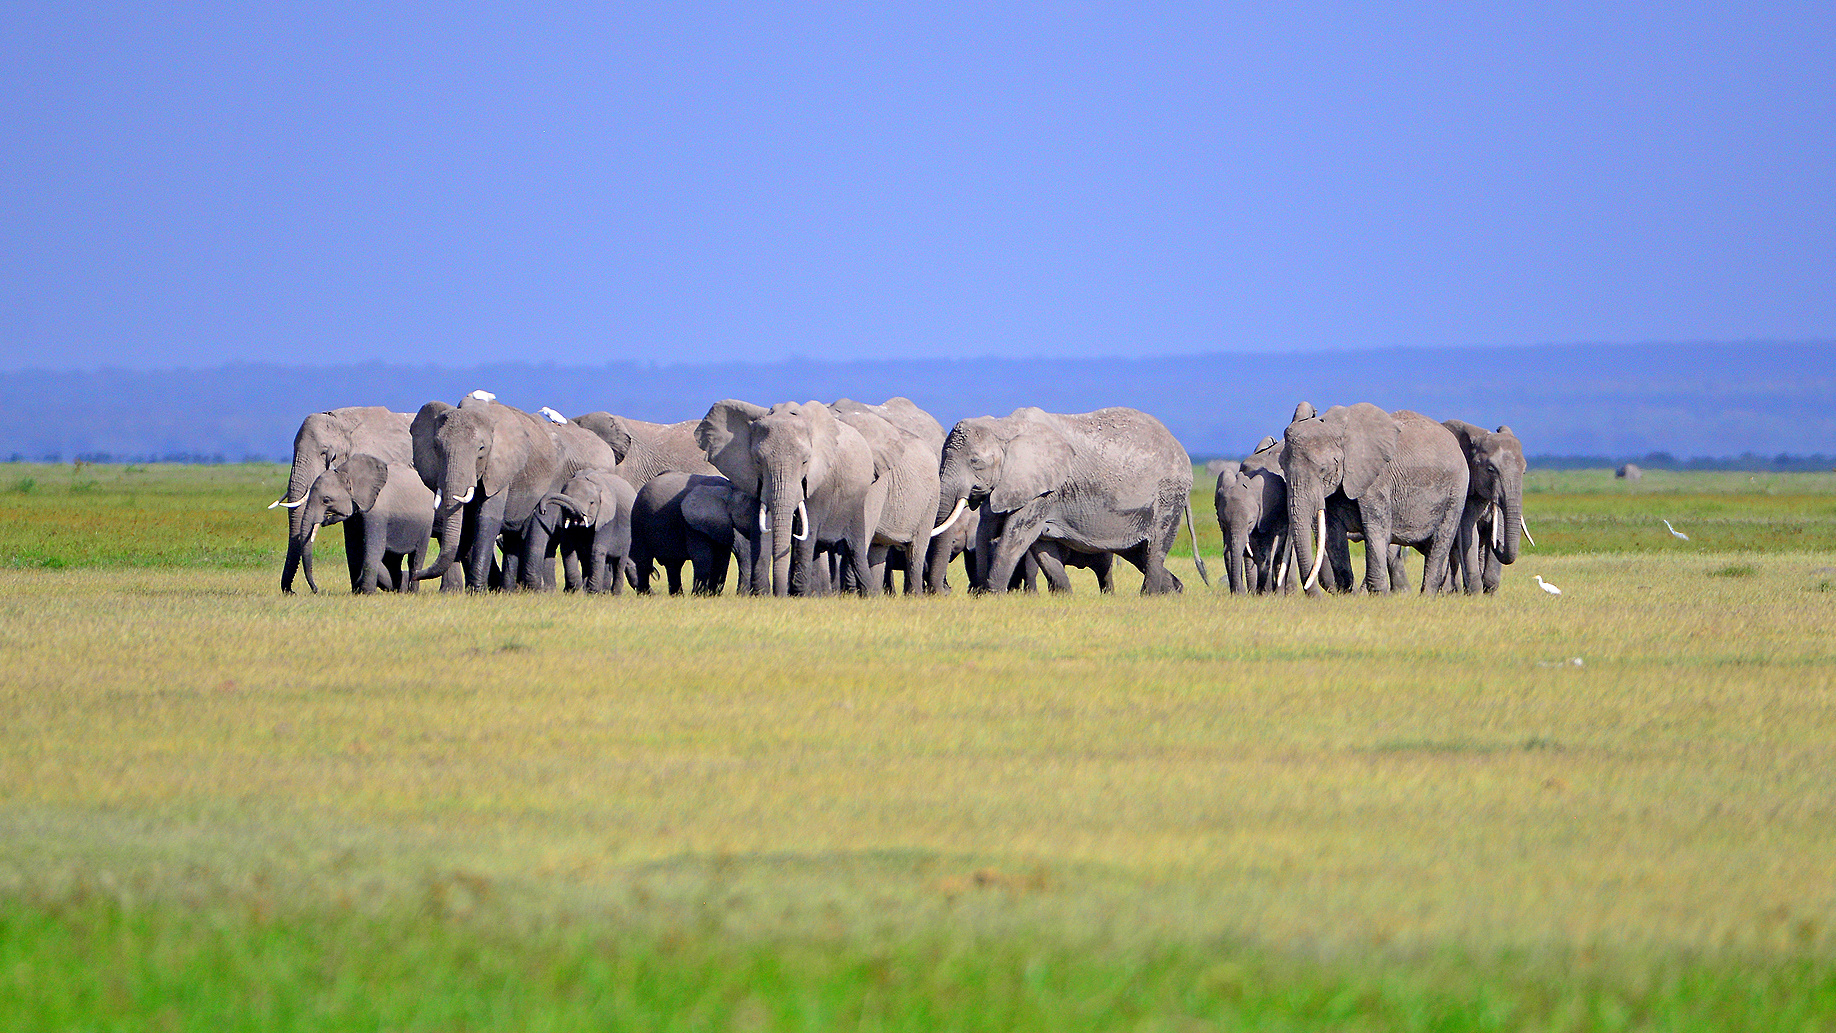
[1215,435,1290,595]
[934,407,1208,595]
[293,454,436,594]
[697,400,883,597]
[272,407,413,594]
[1443,421,1528,594]
[572,413,718,488]
[411,394,569,591]
[1281,403,1469,595]
[831,398,944,594]
[630,472,761,595]
[526,469,637,594]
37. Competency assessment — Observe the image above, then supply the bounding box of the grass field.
[1,463,1834,1029]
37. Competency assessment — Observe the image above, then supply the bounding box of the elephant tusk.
[758,503,771,534]
[307,524,318,543]
[1520,514,1536,548]
[1491,504,1503,552]
[930,497,968,538]
[792,500,809,542]
[1277,542,1292,590]
[271,496,308,509]
[451,485,476,505]
[1303,508,1327,592]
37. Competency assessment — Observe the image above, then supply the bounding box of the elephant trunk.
[300,528,319,593]
[1224,528,1250,595]
[278,452,326,592]
[415,476,473,581]
[1286,483,1327,596]
[290,493,331,594]
[281,536,304,594]
[1497,488,1524,565]
[763,465,802,597]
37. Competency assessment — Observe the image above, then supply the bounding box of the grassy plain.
[1,463,1834,1029]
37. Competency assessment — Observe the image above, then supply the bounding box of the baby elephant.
[295,453,436,594]
[528,470,638,593]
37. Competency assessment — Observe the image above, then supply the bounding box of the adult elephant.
[698,400,883,597]
[411,394,569,591]
[292,454,435,594]
[1215,435,1290,595]
[831,398,944,594]
[933,407,1208,595]
[572,413,718,487]
[1443,421,1529,594]
[1281,403,1468,595]
[271,407,413,594]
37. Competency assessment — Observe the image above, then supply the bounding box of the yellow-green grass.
[2,549,1835,1028]
[8,463,1836,575]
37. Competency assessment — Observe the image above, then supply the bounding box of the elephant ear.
[482,410,540,497]
[1253,435,1277,454]
[339,454,389,512]
[697,400,767,490]
[801,401,843,488]
[575,412,633,463]
[1337,403,1400,501]
[410,401,453,491]
[990,426,1073,513]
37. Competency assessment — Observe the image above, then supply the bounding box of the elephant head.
[697,400,845,597]
[291,454,389,594]
[275,408,410,595]
[1445,420,1527,564]
[1216,435,1285,594]
[413,399,554,583]
[1280,402,1399,594]
[935,409,1071,532]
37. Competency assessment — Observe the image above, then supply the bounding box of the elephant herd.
[271,391,1526,599]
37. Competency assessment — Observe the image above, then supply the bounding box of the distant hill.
[2,342,1831,465]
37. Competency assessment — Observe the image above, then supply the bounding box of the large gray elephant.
[271,407,413,594]
[293,454,436,594]
[1215,435,1290,595]
[1443,421,1528,594]
[1280,403,1469,595]
[933,407,1208,595]
[831,398,944,594]
[698,400,883,597]
[526,469,637,594]
[572,413,718,487]
[411,394,571,591]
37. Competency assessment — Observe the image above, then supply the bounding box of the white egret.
[1533,575,1561,595]
[1662,519,1689,541]
[537,406,568,424]
[469,389,496,402]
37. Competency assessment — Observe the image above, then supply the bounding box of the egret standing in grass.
[1533,575,1562,595]
[1663,519,1689,540]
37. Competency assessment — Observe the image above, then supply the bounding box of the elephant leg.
[1387,544,1408,590]
[1093,551,1115,593]
[344,519,365,592]
[1421,501,1462,595]
[664,561,684,596]
[1482,545,1503,594]
[1031,544,1073,594]
[1360,510,1393,594]
[562,544,584,592]
[1456,505,1483,594]
[690,533,729,595]
[1138,506,1183,595]
[864,542,891,595]
[985,507,1048,594]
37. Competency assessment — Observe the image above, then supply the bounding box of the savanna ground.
[1,462,1834,1030]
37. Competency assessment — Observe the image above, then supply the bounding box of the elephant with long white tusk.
[273,407,415,595]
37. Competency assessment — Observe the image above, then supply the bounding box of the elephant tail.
[1184,503,1211,587]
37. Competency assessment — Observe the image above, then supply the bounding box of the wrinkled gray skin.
[630,472,762,595]
[935,407,1207,595]
[526,469,637,594]
[295,454,436,594]
[1281,403,1469,595]
[411,397,568,591]
[1443,420,1527,594]
[1215,435,1290,594]
[698,400,883,597]
[572,413,718,487]
[831,397,944,594]
[274,407,413,594]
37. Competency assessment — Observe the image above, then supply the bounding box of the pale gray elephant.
[831,398,944,594]
[1215,435,1291,595]
[411,394,571,591]
[1443,421,1528,594]
[698,400,884,597]
[272,407,414,594]
[293,454,436,594]
[934,407,1208,595]
[1281,403,1469,595]
[629,472,762,595]
[572,413,718,487]
[526,469,637,594]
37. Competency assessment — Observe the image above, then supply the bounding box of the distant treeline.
[1525,453,1836,472]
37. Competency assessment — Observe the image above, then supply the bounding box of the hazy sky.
[2,4,1831,370]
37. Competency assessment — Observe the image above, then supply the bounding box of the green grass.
[3,464,1836,1027]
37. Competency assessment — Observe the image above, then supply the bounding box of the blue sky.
[2,3,1831,369]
